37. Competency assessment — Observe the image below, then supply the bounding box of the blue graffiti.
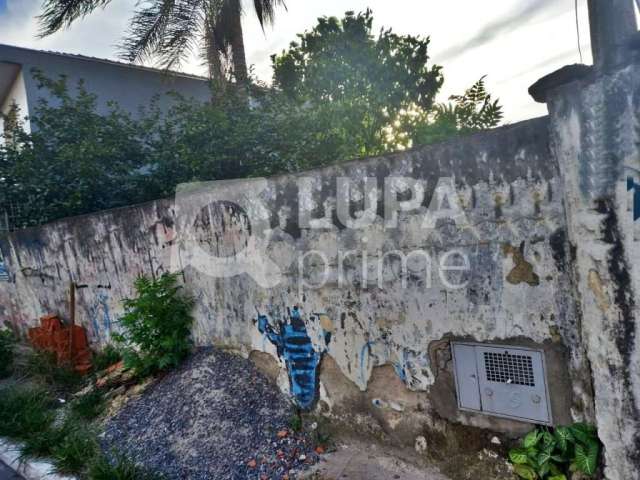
[359,340,375,385]
[88,292,112,338]
[393,349,409,383]
[0,261,9,282]
[258,306,326,410]
[627,177,640,221]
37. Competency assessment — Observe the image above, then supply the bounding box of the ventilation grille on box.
[483,351,535,387]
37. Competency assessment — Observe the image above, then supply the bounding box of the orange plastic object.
[28,315,93,375]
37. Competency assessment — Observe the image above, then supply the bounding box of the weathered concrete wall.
[0,116,594,447]
[545,61,640,480]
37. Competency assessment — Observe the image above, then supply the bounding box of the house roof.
[0,43,210,83]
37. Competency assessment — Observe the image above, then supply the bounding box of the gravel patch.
[102,348,319,479]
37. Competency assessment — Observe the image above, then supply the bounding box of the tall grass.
[0,385,54,439]
[0,376,158,478]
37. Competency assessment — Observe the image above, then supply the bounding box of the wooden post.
[69,281,75,363]
[588,0,638,70]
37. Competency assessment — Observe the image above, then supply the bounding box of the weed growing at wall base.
[0,367,163,478]
[114,272,194,377]
[509,423,601,479]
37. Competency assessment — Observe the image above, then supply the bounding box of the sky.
[0,0,634,122]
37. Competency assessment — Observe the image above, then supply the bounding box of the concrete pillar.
[588,0,638,69]
[529,3,640,477]
[532,60,640,480]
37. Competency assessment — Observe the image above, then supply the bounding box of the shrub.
[114,272,194,377]
[509,423,601,479]
[0,328,15,378]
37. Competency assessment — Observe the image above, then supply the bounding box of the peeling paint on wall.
[503,242,540,286]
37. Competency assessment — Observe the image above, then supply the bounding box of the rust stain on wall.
[502,242,540,286]
[587,269,609,313]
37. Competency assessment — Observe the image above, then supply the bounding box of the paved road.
[0,461,22,480]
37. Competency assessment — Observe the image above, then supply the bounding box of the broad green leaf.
[554,426,573,451]
[548,475,567,480]
[542,430,556,449]
[509,448,529,465]
[513,464,538,480]
[524,429,542,448]
[575,440,599,475]
[569,423,597,445]
[537,460,550,478]
[537,450,552,466]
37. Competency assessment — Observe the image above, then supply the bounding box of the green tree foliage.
[0,71,150,228]
[272,11,502,155]
[114,273,194,377]
[1,11,503,227]
[407,75,504,146]
[272,10,444,155]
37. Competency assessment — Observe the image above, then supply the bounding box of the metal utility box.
[451,342,552,425]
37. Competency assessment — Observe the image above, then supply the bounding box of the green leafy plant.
[289,412,303,432]
[114,273,194,377]
[509,423,601,479]
[0,327,15,378]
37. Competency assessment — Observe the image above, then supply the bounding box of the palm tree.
[38,0,286,83]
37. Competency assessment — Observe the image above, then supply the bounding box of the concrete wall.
[0,44,211,123]
[3,55,640,476]
[0,116,594,447]
[545,61,640,480]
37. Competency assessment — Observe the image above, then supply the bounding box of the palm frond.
[252,0,286,30]
[157,0,207,70]
[38,0,113,37]
[119,0,178,63]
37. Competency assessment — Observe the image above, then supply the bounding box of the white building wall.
[0,69,29,144]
